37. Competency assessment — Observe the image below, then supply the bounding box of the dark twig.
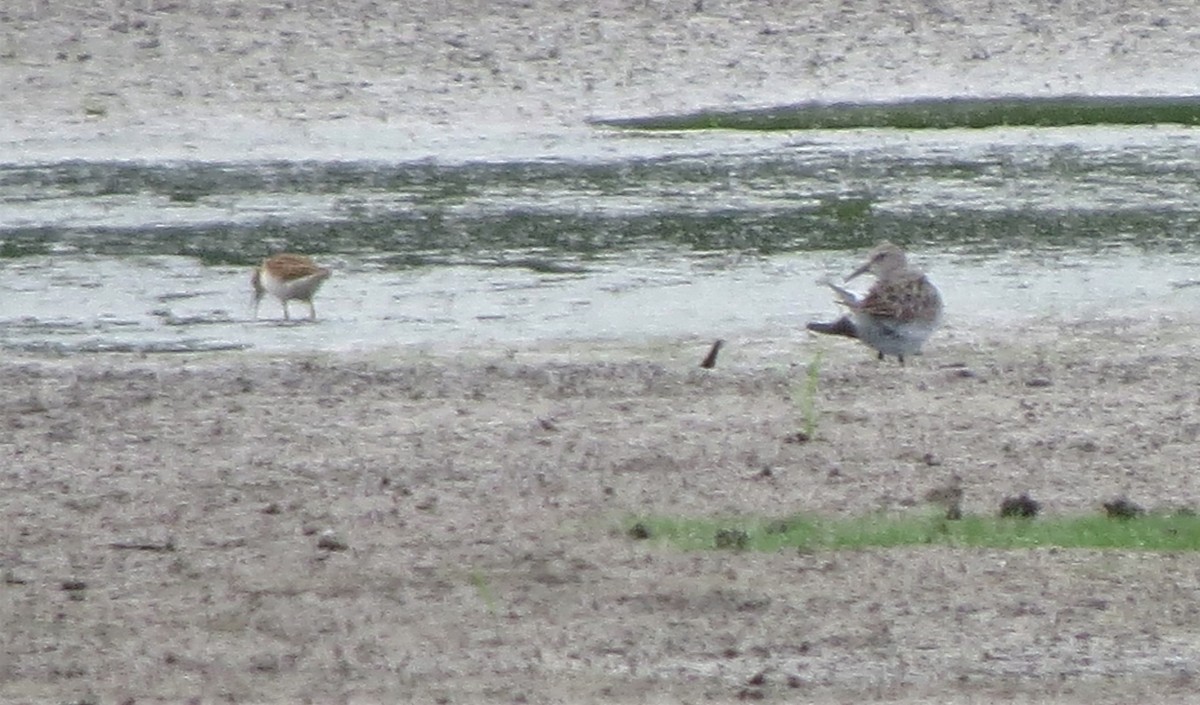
[700,339,724,369]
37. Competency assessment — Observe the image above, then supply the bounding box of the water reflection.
[3,247,1200,355]
[1,125,1199,353]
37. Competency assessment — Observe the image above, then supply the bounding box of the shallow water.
[3,121,1200,354]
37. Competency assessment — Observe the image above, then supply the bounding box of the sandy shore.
[5,1,1200,702]
[4,317,1200,703]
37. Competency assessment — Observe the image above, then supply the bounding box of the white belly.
[261,269,329,302]
[853,314,939,357]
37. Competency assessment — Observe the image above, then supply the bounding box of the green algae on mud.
[593,95,1200,131]
[629,510,1200,552]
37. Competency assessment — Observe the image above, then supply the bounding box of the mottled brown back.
[856,272,942,323]
[262,253,329,282]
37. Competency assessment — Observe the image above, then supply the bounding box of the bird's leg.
[283,301,291,321]
[308,301,317,321]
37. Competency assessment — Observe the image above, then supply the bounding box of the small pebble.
[1103,497,1144,519]
[999,493,1041,518]
[627,522,651,540]
[317,529,348,551]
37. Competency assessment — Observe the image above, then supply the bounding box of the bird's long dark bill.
[845,262,870,281]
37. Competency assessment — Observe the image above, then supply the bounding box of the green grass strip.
[591,95,1200,131]
[627,511,1200,552]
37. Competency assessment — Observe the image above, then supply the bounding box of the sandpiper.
[251,253,332,321]
[806,242,943,363]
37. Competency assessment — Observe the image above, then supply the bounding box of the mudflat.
[4,316,1200,704]
[3,0,1190,154]
[4,1,1200,702]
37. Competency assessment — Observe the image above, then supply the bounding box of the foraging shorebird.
[806,242,942,363]
[251,253,332,321]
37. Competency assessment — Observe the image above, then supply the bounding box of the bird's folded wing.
[857,276,941,321]
[269,254,322,281]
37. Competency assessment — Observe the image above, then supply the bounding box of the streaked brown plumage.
[807,242,943,363]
